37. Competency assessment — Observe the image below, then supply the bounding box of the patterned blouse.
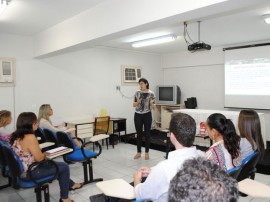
[206,140,242,171]
[11,139,35,174]
[134,90,155,114]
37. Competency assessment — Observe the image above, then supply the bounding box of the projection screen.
[224,44,270,110]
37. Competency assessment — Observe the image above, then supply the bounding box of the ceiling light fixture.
[263,14,270,24]
[131,35,176,48]
[0,0,11,15]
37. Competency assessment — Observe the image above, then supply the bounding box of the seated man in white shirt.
[133,113,201,202]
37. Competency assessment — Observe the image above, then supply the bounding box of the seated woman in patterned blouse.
[10,112,83,202]
[205,113,242,171]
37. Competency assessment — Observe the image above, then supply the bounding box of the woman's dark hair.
[138,78,149,89]
[238,109,265,156]
[207,113,240,159]
[10,112,37,145]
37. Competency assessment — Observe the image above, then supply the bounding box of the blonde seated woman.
[0,110,12,145]
[38,104,81,147]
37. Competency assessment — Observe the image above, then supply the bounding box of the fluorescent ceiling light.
[132,35,176,48]
[0,0,11,15]
[264,14,270,24]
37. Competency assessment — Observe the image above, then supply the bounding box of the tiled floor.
[0,143,270,202]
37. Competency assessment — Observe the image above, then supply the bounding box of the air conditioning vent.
[0,57,16,87]
[121,65,142,85]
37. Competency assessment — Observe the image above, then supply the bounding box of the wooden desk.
[65,117,127,142]
[109,118,127,143]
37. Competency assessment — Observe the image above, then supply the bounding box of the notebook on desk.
[45,146,72,159]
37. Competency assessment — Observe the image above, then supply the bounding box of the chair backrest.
[94,116,110,135]
[34,127,46,143]
[0,141,9,177]
[227,166,242,179]
[0,141,6,165]
[1,143,24,188]
[237,151,260,182]
[56,131,76,149]
[43,129,59,146]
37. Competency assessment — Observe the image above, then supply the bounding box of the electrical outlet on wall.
[116,85,120,90]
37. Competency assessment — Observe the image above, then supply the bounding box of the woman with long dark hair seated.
[205,113,242,170]
[238,109,265,159]
[10,112,83,202]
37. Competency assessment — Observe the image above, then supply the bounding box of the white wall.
[162,47,270,141]
[0,34,34,131]
[0,34,162,133]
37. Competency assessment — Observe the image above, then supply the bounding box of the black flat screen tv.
[156,85,181,105]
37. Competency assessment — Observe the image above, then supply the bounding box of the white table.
[238,178,270,198]
[65,117,127,142]
[96,179,135,200]
[39,142,55,149]
[173,109,266,147]
[45,148,73,159]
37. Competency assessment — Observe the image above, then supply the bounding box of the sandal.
[69,182,84,191]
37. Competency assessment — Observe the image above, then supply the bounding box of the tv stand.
[154,104,185,130]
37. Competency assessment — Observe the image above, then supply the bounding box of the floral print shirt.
[134,90,155,114]
[206,140,242,171]
[11,139,35,174]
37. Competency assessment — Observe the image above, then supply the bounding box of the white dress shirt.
[134,147,200,202]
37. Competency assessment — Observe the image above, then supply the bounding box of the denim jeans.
[23,161,74,199]
[134,112,152,153]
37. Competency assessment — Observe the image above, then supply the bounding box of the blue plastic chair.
[227,165,242,179]
[34,127,47,143]
[0,141,11,189]
[1,143,59,202]
[43,128,59,150]
[237,151,260,182]
[56,131,103,185]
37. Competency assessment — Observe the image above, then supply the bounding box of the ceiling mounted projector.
[185,21,211,52]
[188,42,211,51]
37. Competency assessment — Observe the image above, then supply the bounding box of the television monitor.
[156,85,181,105]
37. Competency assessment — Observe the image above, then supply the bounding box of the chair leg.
[35,187,42,202]
[0,176,11,190]
[112,135,114,149]
[82,160,103,185]
[106,138,108,150]
[43,184,50,202]
[35,184,50,202]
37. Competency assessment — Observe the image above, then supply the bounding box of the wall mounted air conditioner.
[121,65,142,85]
[0,57,16,87]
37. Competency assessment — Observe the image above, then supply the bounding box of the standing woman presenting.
[133,78,156,160]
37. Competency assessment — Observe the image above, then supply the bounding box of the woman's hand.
[150,98,156,109]
[133,98,142,107]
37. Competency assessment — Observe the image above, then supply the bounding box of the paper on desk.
[64,128,76,133]
[45,146,68,154]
